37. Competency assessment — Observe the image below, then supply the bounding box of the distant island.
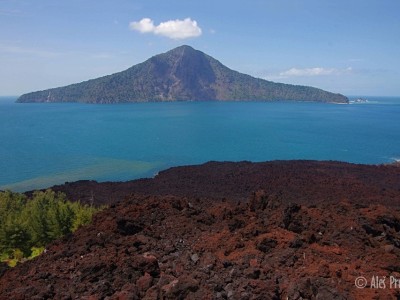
[17,45,348,104]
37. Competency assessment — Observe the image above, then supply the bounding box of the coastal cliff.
[17,46,348,104]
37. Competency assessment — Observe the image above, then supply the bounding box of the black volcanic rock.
[44,160,400,208]
[17,45,348,104]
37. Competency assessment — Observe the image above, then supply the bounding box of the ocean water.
[0,96,399,192]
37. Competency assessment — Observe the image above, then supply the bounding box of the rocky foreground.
[1,160,400,299]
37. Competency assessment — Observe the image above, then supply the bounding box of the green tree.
[71,202,99,231]
[26,191,54,246]
[49,200,75,238]
[0,190,104,266]
[0,191,30,256]
[0,214,32,257]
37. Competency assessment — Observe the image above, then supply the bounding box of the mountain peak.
[154,45,199,62]
[167,45,199,55]
[17,46,348,104]
[157,45,207,65]
[169,44,195,52]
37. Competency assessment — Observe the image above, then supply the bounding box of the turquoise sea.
[0,96,399,192]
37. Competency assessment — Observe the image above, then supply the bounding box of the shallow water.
[0,96,399,191]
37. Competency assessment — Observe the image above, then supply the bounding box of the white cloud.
[0,9,22,16]
[90,53,114,59]
[280,67,352,77]
[264,67,353,80]
[348,58,363,62]
[0,44,62,57]
[129,18,202,40]
[130,18,155,33]
[0,44,116,60]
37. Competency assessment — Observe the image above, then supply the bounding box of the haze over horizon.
[1,0,399,97]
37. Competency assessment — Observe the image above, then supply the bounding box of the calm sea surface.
[0,96,399,192]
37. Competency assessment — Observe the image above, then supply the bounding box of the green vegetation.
[0,190,103,266]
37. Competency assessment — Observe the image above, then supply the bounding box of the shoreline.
[1,158,397,195]
[18,159,400,208]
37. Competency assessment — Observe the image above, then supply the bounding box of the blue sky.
[1,0,399,96]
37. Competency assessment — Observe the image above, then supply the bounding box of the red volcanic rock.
[2,161,400,299]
